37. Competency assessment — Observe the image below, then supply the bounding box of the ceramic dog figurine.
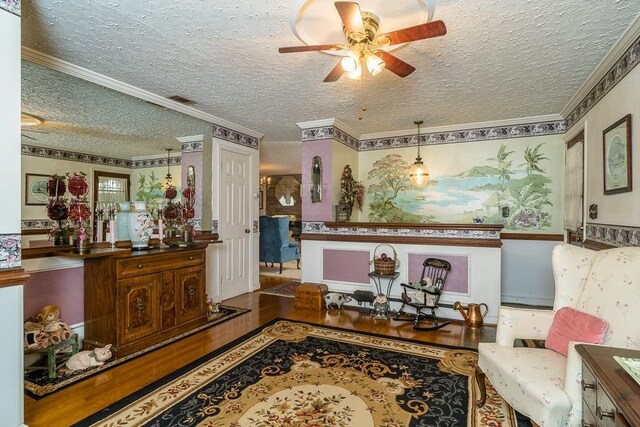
[66,344,113,371]
[324,292,352,310]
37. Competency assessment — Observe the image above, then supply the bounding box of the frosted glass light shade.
[408,160,430,189]
[366,53,385,76]
[340,55,359,73]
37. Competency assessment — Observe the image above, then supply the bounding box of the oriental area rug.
[25,305,250,399]
[259,280,300,297]
[76,319,531,427]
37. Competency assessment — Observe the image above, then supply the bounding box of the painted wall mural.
[360,135,563,232]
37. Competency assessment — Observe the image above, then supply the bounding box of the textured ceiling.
[21,1,639,162]
[22,62,211,159]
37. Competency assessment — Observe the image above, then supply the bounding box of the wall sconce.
[260,176,273,188]
[501,206,510,218]
[588,204,598,220]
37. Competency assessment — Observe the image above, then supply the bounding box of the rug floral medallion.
[79,320,523,426]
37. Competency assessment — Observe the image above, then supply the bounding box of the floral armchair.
[476,243,640,426]
[259,215,300,274]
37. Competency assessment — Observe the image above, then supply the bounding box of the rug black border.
[26,305,250,400]
[75,316,478,425]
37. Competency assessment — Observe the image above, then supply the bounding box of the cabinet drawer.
[595,386,617,427]
[582,363,597,417]
[118,251,205,278]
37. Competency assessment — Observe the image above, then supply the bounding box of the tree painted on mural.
[486,145,514,188]
[492,143,553,229]
[367,154,420,222]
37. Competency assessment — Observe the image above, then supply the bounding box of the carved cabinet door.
[117,273,161,345]
[174,265,206,324]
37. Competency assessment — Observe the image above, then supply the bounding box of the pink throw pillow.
[545,307,608,356]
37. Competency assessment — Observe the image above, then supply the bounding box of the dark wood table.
[576,344,640,427]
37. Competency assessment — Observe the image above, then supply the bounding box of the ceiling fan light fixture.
[345,62,362,80]
[366,52,385,76]
[375,35,392,47]
[21,112,44,126]
[340,54,359,73]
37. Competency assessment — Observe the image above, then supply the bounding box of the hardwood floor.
[25,276,496,427]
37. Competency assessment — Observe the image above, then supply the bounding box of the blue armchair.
[259,215,300,274]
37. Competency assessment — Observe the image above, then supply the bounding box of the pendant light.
[161,148,174,190]
[408,120,430,189]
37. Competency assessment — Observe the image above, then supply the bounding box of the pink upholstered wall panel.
[302,139,333,221]
[24,267,84,325]
[408,253,469,293]
[323,249,370,284]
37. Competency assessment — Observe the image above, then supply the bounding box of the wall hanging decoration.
[338,164,365,221]
[25,173,50,205]
[603,114,632,195]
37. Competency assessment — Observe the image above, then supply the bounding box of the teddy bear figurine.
[24,305,72,352]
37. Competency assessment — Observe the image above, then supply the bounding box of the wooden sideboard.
[577,344,640,427]
[75,245,209,357]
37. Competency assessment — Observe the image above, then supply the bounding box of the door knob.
[244,229,250,234]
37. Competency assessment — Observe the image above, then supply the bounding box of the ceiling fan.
[279,1,446,82]
[21,112,49,140]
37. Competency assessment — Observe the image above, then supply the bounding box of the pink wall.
[322,249,370,284]
[408,253,469,293]
[302,139,333,221]
[24,268,84,325]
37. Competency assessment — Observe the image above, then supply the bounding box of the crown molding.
[561,15,640,119]
[297,118,338,130]
[359,114,564,140]
[176,135,204,143]
[21,47,264,140]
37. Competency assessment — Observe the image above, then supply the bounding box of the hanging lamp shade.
[408,157,430,189]
[408,120,429,189]
[161,148,174,190]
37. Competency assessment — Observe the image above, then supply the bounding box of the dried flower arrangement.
[45,172,91,247]
[338,164,365,219]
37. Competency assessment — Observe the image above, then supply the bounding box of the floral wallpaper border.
[566,34,640,130]
[22,144,183,169]
[21,219,54,230]
[0,234,21,269]
[586,222,640,247]
[131,156,181,169]
[213,125,259,150]
[301,120,565,151]
[301,221,501,241]
[0,0,20,16]
[181,141,204,153]
[22,144,132,168]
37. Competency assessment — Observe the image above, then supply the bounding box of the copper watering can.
[453,301,488,329]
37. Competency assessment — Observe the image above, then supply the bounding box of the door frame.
[210,139,259,302]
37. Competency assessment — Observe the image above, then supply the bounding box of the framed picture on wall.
[259,190,264,210]
[25,173,50,205]
[603,114,632,195]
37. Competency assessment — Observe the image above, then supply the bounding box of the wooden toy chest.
[294,283,328,310]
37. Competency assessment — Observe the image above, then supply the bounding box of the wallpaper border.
[0,234,21,269]
[301,119,566,151]
[0,0,20,16]
[585,222,640,247]
[213,125,259,150]
[565,34,640,129]
[301,221,501,241]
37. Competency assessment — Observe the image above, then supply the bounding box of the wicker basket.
[372,244,398,275]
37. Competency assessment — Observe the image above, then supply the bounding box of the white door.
[219,148,251,300]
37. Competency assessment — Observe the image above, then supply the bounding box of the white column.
[0,5,27,426]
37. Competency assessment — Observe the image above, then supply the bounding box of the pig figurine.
[324,292,352,310]
[66,344,113,371]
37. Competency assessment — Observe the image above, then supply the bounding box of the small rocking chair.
[394,258,451,331]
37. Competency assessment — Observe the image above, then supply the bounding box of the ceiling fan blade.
[323,61,344,82]
[375,51,416,77]
[335,2,364,35]
[378,20,447,46]
[278,44,342,53]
